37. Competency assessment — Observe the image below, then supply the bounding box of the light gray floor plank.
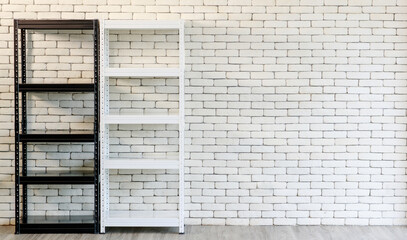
[0,225,406,240]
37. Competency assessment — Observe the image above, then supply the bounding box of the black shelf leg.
[14,20,20,234]
[93,20,100,234]
[21,28,27,225]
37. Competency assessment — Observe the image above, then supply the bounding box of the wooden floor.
[1,225,406,240]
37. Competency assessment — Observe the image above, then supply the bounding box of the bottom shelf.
[105,211,178,227]
[19,215,95,234]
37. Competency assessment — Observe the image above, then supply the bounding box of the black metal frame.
[14,19,99,234]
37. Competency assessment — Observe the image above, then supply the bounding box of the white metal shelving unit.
[100,20,185,234]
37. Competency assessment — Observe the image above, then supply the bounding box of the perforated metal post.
[99,20,106,233]
[99,19,104,234]
[104,28,110,224]
[93,20,100,234]
[14,19,20,235]
[21,28,27,225]
[100,21,111,233]
[178,20,185,234]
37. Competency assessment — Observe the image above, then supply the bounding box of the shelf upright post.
[21,26,28,226]
[178,20,185,234]
[100,19,110,233]
[104,26,110,234]
[93,19,100,234]
[14,19,20,235]
[99,19,105,234]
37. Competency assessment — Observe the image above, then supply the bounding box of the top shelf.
[104,20,183,30]
[19,83,94,92]
[16,19,96,30]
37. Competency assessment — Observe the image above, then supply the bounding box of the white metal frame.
[100,20,185,234]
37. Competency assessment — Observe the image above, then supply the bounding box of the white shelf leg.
[100,19,105,234]
[100,21,110,234]
[178,20,185,234]
[104,27,110,232]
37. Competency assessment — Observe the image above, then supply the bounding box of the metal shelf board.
[105,211,178,227]
[104,20,181,30]
[16,19,95,30]
[105,68,179,78]
[19,83,94,92]
[104,115,179,125]
[105,158,178,169]
[18,134,94,142]
[20,223,94,234]
[20,173,94,185]
[20,215,94,234]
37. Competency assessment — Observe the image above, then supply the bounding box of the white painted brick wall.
[0,0,407,226]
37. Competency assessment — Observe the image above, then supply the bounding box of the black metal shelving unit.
[14,19,99,234]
